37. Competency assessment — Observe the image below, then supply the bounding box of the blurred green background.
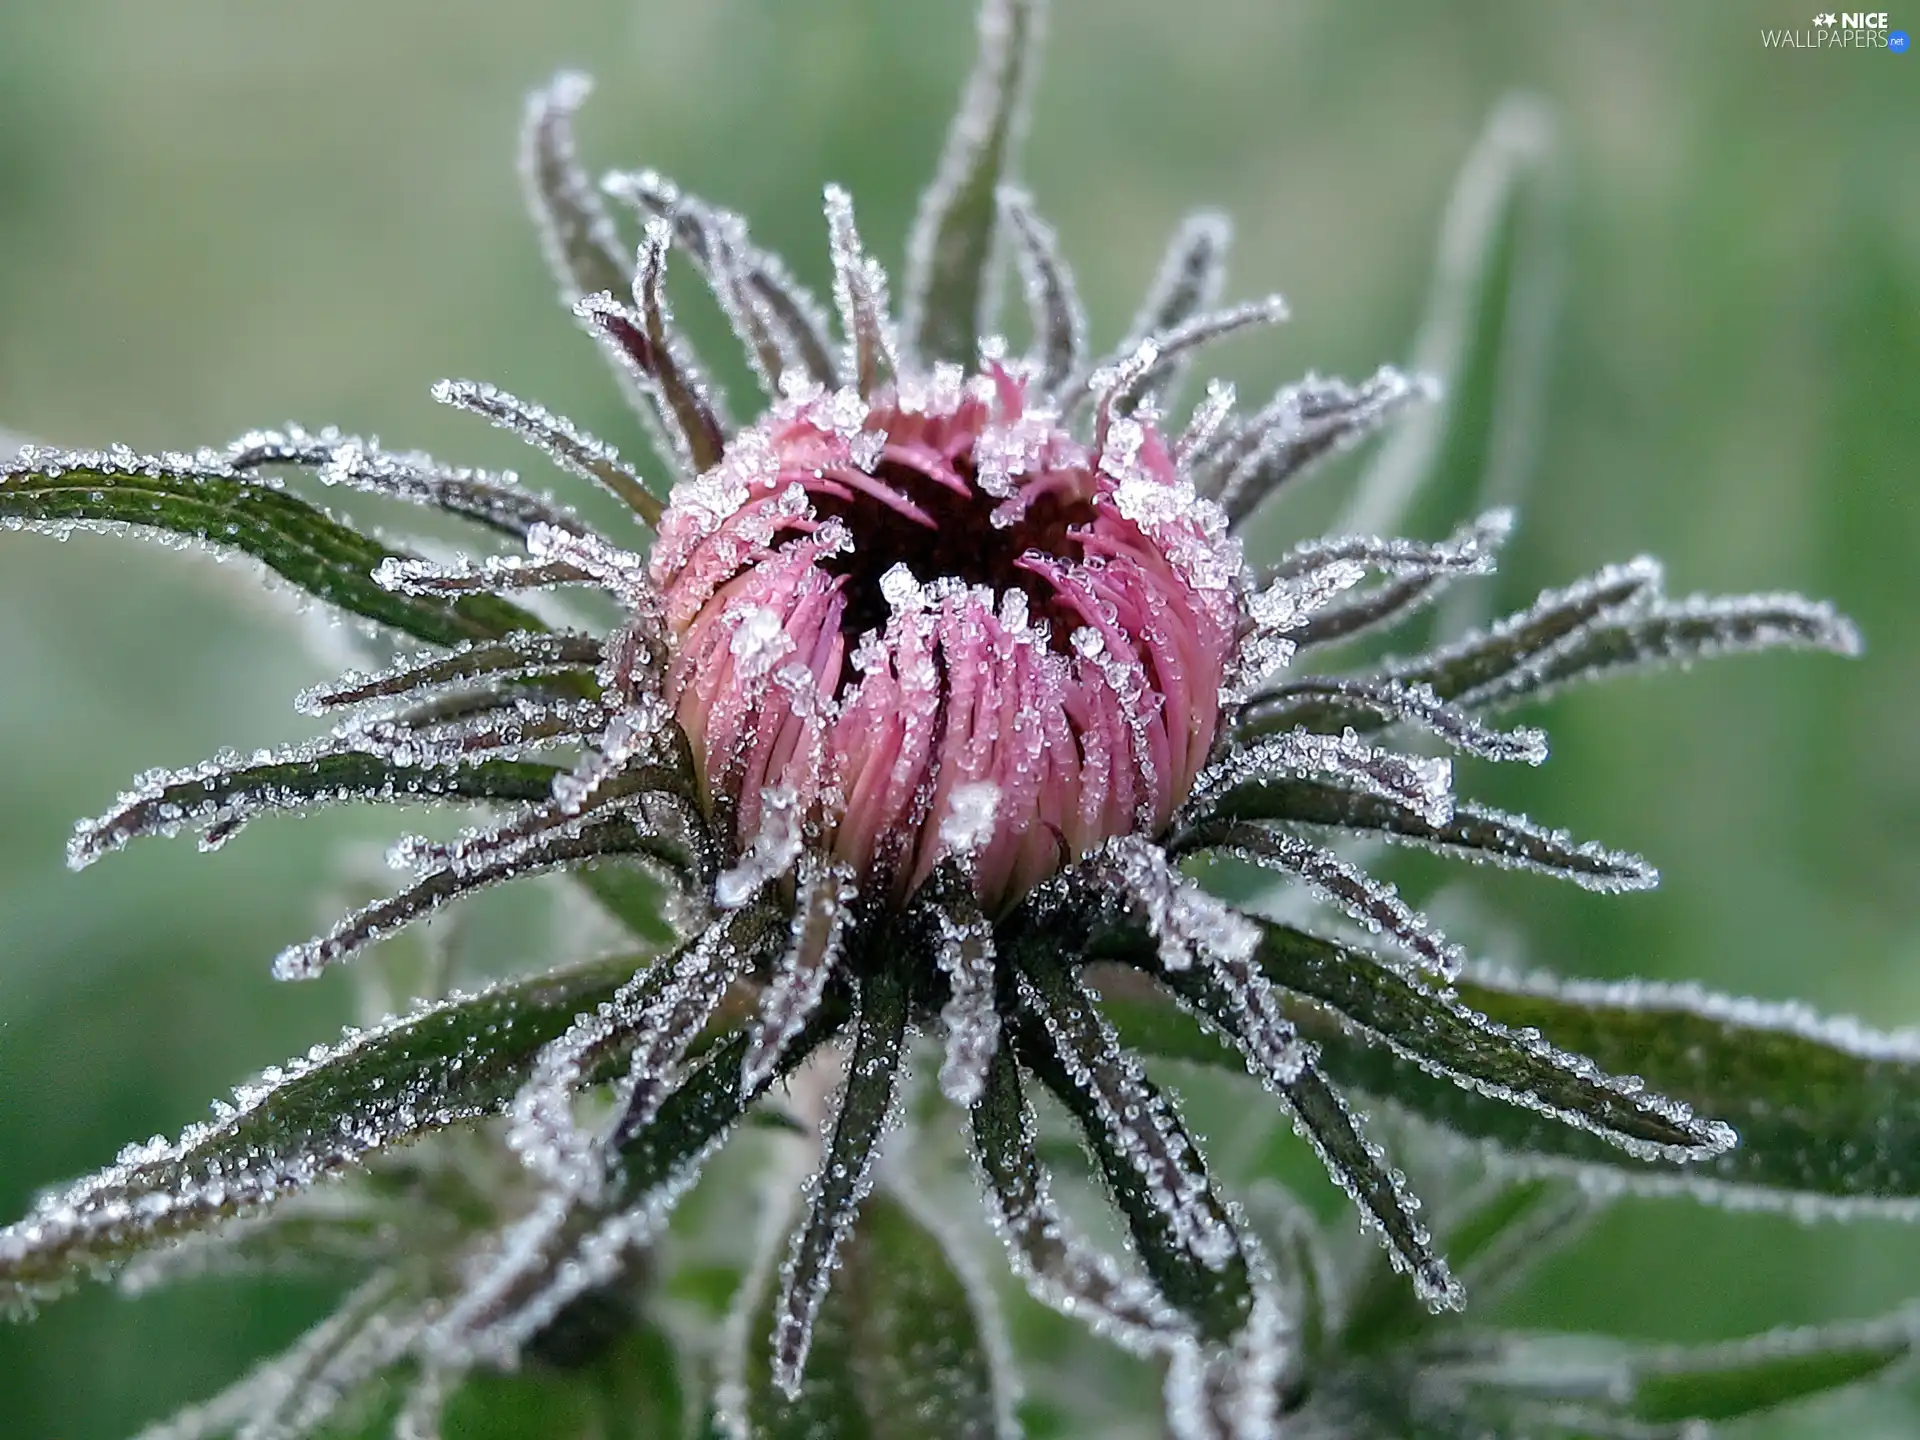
[1,0,1915,1434]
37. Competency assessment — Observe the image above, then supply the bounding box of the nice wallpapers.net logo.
[1763,11,1912,48]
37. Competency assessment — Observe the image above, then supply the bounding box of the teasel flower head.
[0,2,1878,1437]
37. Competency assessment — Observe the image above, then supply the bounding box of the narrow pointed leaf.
[1338,1176,1584,1357]
[740,1192,1008,1440]
[1238,559,1660,743]
[1284,1064,1463,1312]
[1450,1311,1919,1432]
[1432,969,1920,1213]
[1014,956,1255,1346]
[0,449,541,646]
[71,751,561,868]
[971,1046,1189,1355]
[1489,591,1863,701]
[1177,779,1658,894]
[300,633,603,712]
[521,72,632,306]
[1100,210,1229,410]
[902,0,1044,366]
[1254,924,1731,1162]
[1109,952,1920,1213]
[769,969,910,1396]
[1097,923,1730,1162]
[0,953,651,1305]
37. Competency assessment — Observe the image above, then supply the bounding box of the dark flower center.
[801,450,1100,672]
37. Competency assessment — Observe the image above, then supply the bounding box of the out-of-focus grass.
[0,1,1915,1435]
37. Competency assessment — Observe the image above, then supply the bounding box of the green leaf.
[1434,969,1920,1213]
[738,1191,1007,1440]
[71,751,561,868]
[0,952,646,1305]
[1255,924,1730,1162]
[1111,946,1920,1214]
[1445,1311,1919,1433]
[1098,921,1729,1164]
[1015,958,1256,1347]
[902,0,1044,366]
[0,449,542,647]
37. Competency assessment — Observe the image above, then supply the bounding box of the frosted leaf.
[1183,780,1657,895]
[1486,589,1865,705]
[901,0,1044,366]
[741,859,858,1095]
[1266,516,1502,582]
[431,378,661,530]
[1209,367,1435,526]
[130,1272,412,1440]
[273,811,648,978]
[224,425,579,543]
[507,924,751,1197]
[1285,1066,1462,1313]
[1087,339,1161,460]
[1140,919,1310,1094]
[1386,557,1663,711]
[770,975,910,1398]
[372,552,586,598]
[66,744,547,869]
[296,631,603,714]
[549,700,673,816]
[523,520,659,612]
[573,288,723,497]
[0,953,646,1305]
[1095,835,1260,975]
[632,217,731,471]
[1209,825,1465,980]
[713,784,805,908]
[603,169,839,389]
[1174,380,1236,470]
[1428,1310,1920,1437]
[1015,966,1240,1271]
[823,185,899,396]
[1242,678,1548,766]
[1,445,540,649]
[969,1050,1192,1356]
[519,72,631,306]
[1162,1288,1292,1440]
[1129,296,1289,405]
[1229,557,1369,700]
[392,1369,451,1440]
[725,1187,1018,1440]
[1253,925,1737,1165]
[998,185,1086,397]
[338,693,610,768]
[426,1170,708,1372]
[1192,727,1454,831]
[1287,510,1515,653]
[232,1284,428,1440]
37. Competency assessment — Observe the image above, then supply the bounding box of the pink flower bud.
[652,364,1242,911]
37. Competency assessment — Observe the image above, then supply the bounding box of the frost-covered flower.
[0,2,1876,1437]
[655,347,1242,913]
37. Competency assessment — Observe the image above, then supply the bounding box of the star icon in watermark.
[1813,11,1838,23]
